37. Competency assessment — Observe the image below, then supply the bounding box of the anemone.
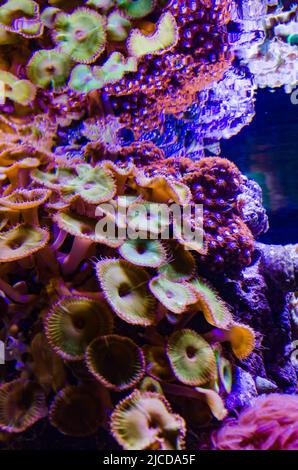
[139,377,163,395]
[173,215,205,255]
[93,52,137,87]
[52,210,95,258]
[119,238,167,268]
[70,53,137,93]
[32,166,77,191]
[190,278,232,329]
[0,223,49,262]
[0,27,18,44]
[68,64,101,93]
[49,385,107,436]
[110,390,186,450]
[193,387,228,421]
[162,381,228,422]
[149,276,197,314]
[11,16,43,37]
[0,0,37,25]
[0,379,47,433]
[144,345,175,382]
[95,258,157,326]
[229,322,256,360]
[74,163,116,203]
[86,334,145,391]
[52,8,106,64]
[40,7,61,28]
[0,70,17,87]
[127,12,178,58]
[0,141,48,167]
[158,241,196,281]
[167,329,216,386]
[205,322,256,360]
[167,181,192,205]
[0,276,35,303]
[0,71,36,105]
[87,0,114,9]
[102,160,136,193]
[0,204,18,227]
[1,157,41,189]
[107,12,131,41]
[30,332,66,393]
[27,49,71,90]
[167,382,226,425]
[127,201,170,236]
[44,296,114,361]
[117,0,155,19]
[94,197,124,231]
[0,188,51,225]
[214,349,232,394]
[53,211,122,253]
[45,196,71,212]
[0,0,42,37]
[33,164,116,204]
[135,173,191,205]
[7,78,36,105]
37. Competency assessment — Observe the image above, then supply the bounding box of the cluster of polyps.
[0,0,233,135]
[0,150,256,448]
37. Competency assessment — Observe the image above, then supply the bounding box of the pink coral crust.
[213,394,298,450]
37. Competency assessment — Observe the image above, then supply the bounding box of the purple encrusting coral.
[0,0,297,453]
[213,394,298,450]
[183,157,255,272]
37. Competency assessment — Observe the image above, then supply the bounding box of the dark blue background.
[222,88,298,245]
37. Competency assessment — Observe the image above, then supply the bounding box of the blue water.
[222,87,298,245]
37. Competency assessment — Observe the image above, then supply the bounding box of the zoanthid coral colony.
[0,0,233,134]
[0,143,258,448]
[0,0,297,453]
